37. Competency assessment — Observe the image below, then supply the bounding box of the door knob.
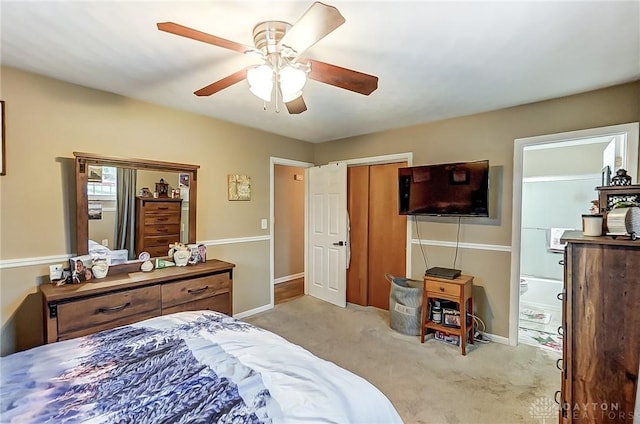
[332,241,345,246]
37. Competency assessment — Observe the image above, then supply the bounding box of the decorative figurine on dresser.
[558,231,639,423]
[595,183,640,241]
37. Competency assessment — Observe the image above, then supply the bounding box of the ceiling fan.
[157,2,378,114]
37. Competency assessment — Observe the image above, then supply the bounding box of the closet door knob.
[557,292,563,301]
[332,241,345,246]
[558,260,565,266]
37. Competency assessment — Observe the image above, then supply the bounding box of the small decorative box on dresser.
[135,197,183,258]
[559,231,639,423]
[40,259,234,343]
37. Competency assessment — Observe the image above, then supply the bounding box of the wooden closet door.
[346,166,369,305]
[368,162,407,310]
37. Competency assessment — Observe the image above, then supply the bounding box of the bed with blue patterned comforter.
[1,311,402,423]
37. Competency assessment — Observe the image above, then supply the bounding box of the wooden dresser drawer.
[144,214,181,225]
[143,224,181,236]
[146,245,171,258]
[57,285,161,339]
[144,201,181,214]
[425,280,460,297]
[163,293,230,316]
[162,273,231,309]
[143,235,177,247]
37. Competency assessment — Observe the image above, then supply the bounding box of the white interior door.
[307,162,347,307]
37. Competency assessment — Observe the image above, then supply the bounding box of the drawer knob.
[188,286,209,295]
[96,302,131,314]
[556,358,563,370]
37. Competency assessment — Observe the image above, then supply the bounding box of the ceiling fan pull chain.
[274,61,281,113]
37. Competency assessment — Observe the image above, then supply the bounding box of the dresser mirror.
[75,152,199,261]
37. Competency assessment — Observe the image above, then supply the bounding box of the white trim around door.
[508,122,639,346]
[270,157,315,309]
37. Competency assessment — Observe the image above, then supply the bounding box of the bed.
[1,310,402,423]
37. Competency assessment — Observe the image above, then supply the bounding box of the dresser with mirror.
[40,152,235,343]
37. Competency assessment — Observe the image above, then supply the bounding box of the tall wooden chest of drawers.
[559,231,639,423]
[135,196,183,257]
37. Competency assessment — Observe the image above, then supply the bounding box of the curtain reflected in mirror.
[115,168,137,260]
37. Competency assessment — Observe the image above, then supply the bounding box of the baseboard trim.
[274,272,304,285]
[481,332,509,345]
[234,303,273,319]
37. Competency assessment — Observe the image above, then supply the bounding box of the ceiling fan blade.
[278,2,345,57]
[194,69,248,96]
[307,59,378,95]
[285,96,307,114]
[157,22,253,54]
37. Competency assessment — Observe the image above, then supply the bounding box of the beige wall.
[0,66,314,355]
[274,165,305,279]
[1,64,638,354]
[523,142,608,178]
[314,81,640,338]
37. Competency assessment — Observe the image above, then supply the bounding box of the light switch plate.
[261,219,268,229]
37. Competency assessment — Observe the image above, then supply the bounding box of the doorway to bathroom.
[509,122,639,350]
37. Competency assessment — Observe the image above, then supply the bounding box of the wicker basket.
[386,273,424,336]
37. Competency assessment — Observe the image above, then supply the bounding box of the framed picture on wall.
[179,173,190,188]
[228,174,251,201]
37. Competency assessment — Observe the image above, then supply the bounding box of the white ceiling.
[1,1,639,143]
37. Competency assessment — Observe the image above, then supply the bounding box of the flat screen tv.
[398,160,489,216]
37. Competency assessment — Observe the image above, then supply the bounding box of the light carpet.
[245,295,561,424]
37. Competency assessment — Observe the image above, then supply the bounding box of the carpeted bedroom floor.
[245,295,560,424]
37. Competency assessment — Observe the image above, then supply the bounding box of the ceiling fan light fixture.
[247,64,274,101]
[279,65,307,96]
[281,90,303,103]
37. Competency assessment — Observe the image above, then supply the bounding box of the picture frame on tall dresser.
[1,100,5,175]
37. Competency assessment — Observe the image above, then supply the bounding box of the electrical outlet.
[261,219,268,230]
[101,239,109,247]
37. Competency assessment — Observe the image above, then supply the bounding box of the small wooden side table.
[420,274,474,355]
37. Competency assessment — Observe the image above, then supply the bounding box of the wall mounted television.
[398,160,489,216]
